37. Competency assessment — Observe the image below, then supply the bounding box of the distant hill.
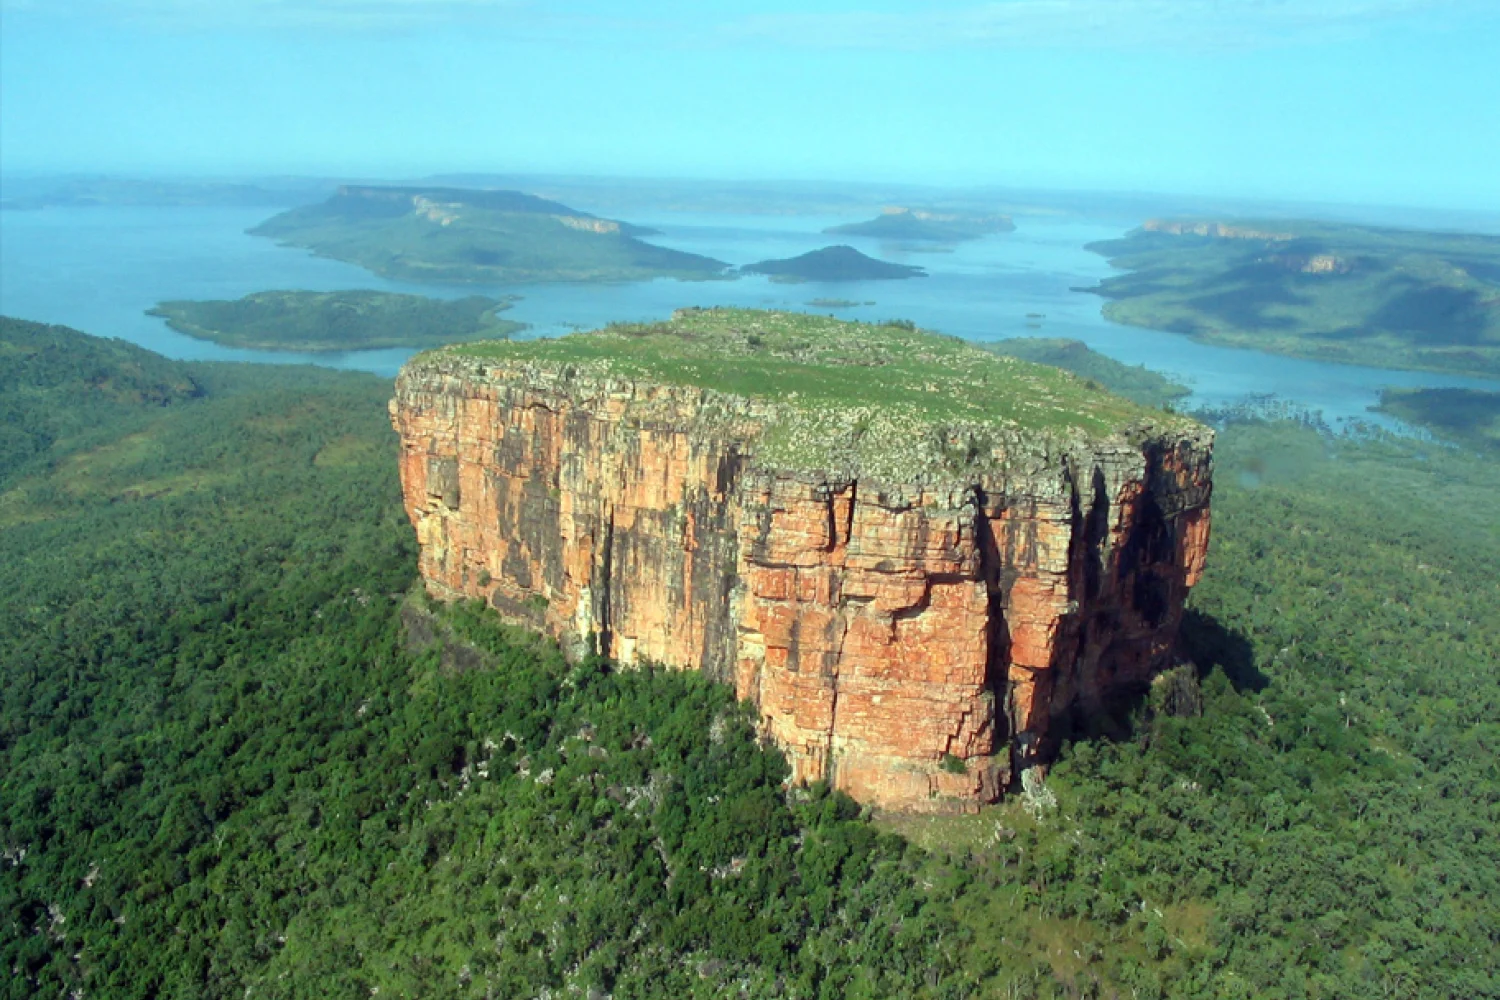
[149,290,526,352]
[0,317,204,481]
[249,185,728,285]
[741,245,926,282]
[983,337,1190,410]
[825,207,1014,242]
[0,176,327,210]
[1087,218,1500,377]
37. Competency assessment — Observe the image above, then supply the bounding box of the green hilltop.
[1087,218,1500,378]
[250,185,729,285]
[433,308,1197,481]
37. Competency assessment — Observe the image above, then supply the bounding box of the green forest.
[149,290,525,352]
[2,317,1497,998]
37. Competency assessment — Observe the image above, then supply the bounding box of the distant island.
[149,290,526,352]
[741,245,925,283]
[0,176,325,211]
[1375,387,1500,453]
[984,337,1190,410]
[248,185,729,285]
[1086,218,1500,378]
[806,298,873,308]
[825,207,1015,242]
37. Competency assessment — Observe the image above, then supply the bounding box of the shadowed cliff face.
[391,355,1212,813]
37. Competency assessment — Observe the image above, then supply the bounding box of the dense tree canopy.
[2,320,1496,998]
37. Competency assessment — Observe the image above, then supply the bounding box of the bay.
[2,203,1494,430]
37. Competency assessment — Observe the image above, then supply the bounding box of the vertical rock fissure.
[825,615,850,790]
[971,486,1011,760]
[842,479,857,550]
[822,480,855,788]
[597,505,615,658]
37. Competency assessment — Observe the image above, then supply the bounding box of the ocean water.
[2,204,1494,427]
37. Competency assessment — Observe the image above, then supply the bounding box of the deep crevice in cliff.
[597,506,615,657]
[971,487,1012,777]
[1121,491,1172,629]
[1083,467,1110,600]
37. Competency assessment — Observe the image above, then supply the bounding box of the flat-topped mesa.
[391,308,1213,812]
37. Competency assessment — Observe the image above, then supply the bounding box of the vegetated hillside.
[249,185,728,285]
[825,207,1015,241]
[740,245,926,283]
[1087,219,1500,377]
[2,318,1497,999]
[1376,386,1500,453]
[149,289,526,352]
[983,337,1191,410]
[0,317,202,477]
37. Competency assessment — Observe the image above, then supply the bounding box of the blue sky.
[2,0,1497,209]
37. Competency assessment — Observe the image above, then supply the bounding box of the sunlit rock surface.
[391,310,1213,811]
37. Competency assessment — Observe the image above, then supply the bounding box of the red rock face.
[392,358,1213,812]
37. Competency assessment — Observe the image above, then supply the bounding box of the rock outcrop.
[1143,219,1294,241]
[391,310,1212,812]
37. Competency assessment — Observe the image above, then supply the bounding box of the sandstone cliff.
[391,310,1212,812]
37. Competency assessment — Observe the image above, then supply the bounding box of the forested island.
[148,289,525,352]
[1086,219,1500,377]
[741,245,925,282]
[3,311,1497,997]
[825,206,1015,241]
[249,185,729,284]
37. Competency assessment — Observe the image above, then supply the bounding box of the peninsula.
[149,289,526,352]
[1087,218,1500,377]
[390,308,1213,811]
[249,185,728,285]
[984,337,1191,410]
[1376,387,1500,453]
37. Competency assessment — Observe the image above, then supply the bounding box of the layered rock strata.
[391,316,1212,812]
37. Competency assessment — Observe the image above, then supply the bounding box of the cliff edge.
[391,309,1213,812]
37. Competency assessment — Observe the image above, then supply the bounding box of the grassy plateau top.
[422,308,1203,482]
